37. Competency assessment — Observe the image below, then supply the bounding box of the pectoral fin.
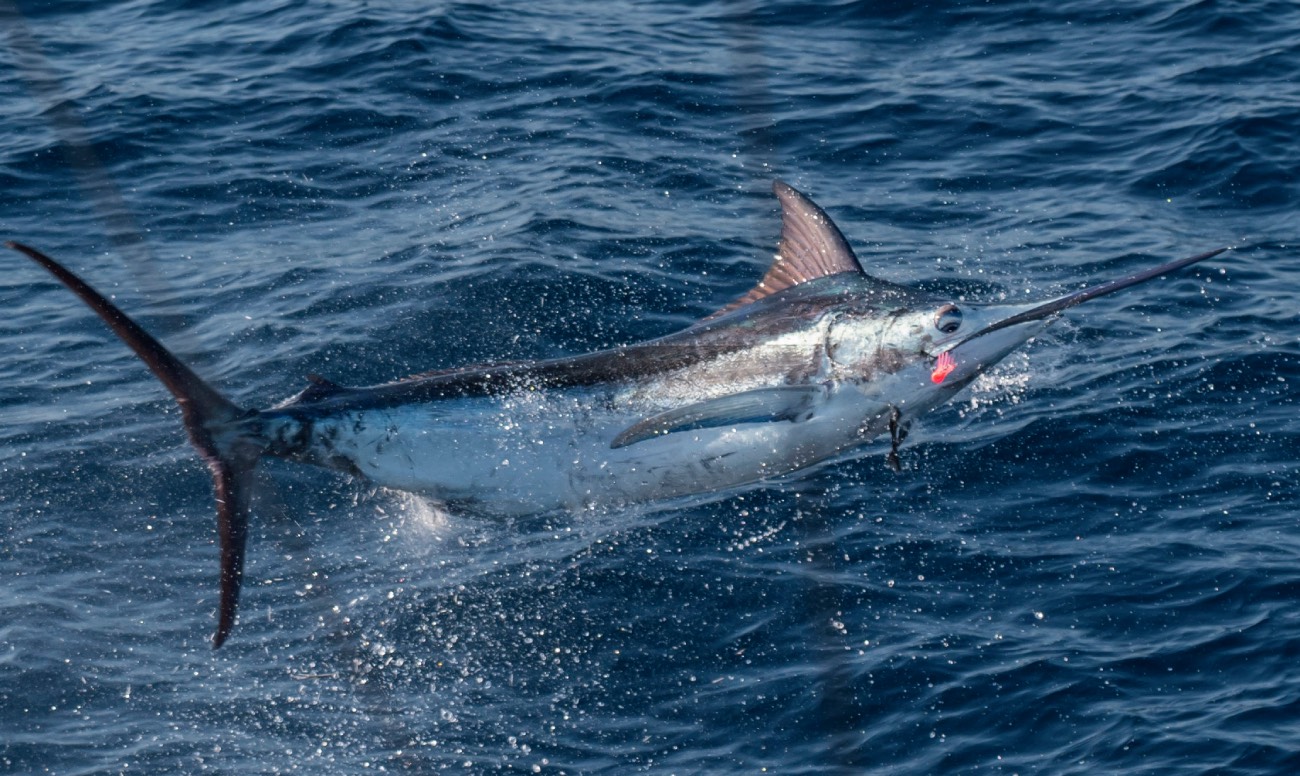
[611,385,827,449]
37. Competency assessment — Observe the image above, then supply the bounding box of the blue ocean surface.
[1,0,1297,772]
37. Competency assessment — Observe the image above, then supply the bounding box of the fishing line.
[1,3,158,278]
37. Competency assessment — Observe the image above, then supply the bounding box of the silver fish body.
[8,180,1225,645]
[254,279,889,512]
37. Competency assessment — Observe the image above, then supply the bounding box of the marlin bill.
[8,180,1225,646]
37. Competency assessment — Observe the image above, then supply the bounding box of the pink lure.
[931,351,956,384]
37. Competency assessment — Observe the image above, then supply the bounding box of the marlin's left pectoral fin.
[611,385,828,449]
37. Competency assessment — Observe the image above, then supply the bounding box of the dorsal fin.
[295,373,348,403]
[708,181,867,319]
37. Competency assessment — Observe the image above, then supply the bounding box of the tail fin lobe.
[212,456,256,648]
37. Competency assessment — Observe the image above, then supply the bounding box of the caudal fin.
[9,242,258,648]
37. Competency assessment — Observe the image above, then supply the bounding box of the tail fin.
[9,242,257,648]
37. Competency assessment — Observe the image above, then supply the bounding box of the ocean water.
[1,0,1297,772]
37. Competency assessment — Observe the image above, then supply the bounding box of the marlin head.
[823,243,1226,418]
[935,247,1227,390]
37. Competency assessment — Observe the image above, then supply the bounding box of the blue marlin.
[8,181,1224,646]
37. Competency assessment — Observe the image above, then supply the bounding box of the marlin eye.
[934,304,963,334]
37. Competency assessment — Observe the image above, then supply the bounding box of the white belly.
[311,383,891,515]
